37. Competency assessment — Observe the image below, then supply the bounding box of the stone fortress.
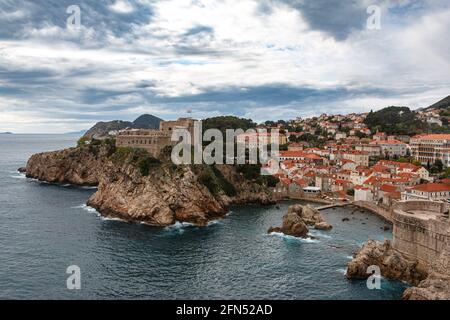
[116,118,197,157]
[392,200,450,272]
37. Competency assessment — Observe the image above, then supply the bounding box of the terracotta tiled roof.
[379,184,398,193]
[413,183,450,192]
[412,134,450,140]
[279,151,306,158]
[370,139,405,145]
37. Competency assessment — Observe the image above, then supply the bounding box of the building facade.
[402,183,450,201]
[116,118,197,157]
[370,140,407,157]
[410,134,450,167]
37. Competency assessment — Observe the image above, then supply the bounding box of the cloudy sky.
[0,0,449,133]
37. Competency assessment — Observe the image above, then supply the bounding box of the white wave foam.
[72,204,127,222]
[309,230,332,239]
[10,173,26,179]
[100,216,126,222]
[345,255,354,260]
[81,186,98,190]
[72,204,99,215]
[337,268,348,275]
[269,232,319,243]
[206,219,223,226]
[164,221,196,232]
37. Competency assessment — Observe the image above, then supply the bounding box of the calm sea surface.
[0,134,409,299]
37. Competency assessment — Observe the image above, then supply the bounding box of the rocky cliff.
[403,243,450,300]
[347,239,450,300]
[346,240,425,286]
[25,143,274,226]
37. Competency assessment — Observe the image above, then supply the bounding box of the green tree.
[434,159,444,172]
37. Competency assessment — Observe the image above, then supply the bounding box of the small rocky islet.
[267,204,332,238]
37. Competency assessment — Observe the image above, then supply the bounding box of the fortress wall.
[353,201,393,222]
[116,133,172,157]
[392,201,450,272]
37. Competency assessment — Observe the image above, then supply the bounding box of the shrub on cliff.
[109,147,160,175]
[260,175,279,188]
[77,136,89,147]
[137,156,161,176]
[211,166,237,196]
[197,165,237,196]
[236,164,261,180]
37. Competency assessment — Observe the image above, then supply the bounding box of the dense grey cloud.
[0,0,449,133]
[272,0,367,40]
[0,0,153,44]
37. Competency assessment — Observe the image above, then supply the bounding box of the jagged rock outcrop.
[25,144,274,226]
[267,204,332,238]
[346,240,425,286]
[403,243,450,300]
[26,145,110,186]
[268,209,309,238]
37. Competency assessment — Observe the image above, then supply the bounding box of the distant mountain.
[83,114,163,139]
[132,114,162,129]
[0,132,13,134]
[426,95,450,110]
[83,120,133,139]
[65,130,88,135]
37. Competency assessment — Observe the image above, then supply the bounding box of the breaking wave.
[268,232,319,243]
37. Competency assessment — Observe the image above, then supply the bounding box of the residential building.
[402,183,450,201]
[410,134,450,167]
[370,140,407,157]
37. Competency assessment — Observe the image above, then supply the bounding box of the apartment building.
[410,134,450,167]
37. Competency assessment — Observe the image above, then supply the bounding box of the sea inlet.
[0,134,409,299]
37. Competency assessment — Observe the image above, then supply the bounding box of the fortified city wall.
[392,200,450,272]
[116,118,196,157]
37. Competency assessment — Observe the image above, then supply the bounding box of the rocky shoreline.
[24,143,275,227]
[347,239,450,300]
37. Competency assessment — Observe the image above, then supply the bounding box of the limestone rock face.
[87,163,227,226]
[25,145,274,226]
[403,243,450,300]
[346,240,425,286]
[268,204,332,238]
[26,146,109,186]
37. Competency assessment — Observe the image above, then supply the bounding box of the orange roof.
[280,178,292,185]
[380,184,399,193]
[334,179,351,185]
[304,153,323,160]
[293,178,307,187]
[279,151,306,158]
[412,134,450,140]
[413,183,450,192]
[370,139,405,145]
